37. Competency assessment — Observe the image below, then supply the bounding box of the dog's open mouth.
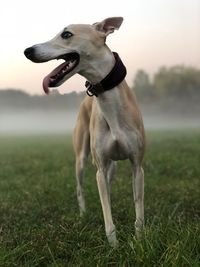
[43,52,79,94]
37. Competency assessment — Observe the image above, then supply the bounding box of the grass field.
[0,130,199,267]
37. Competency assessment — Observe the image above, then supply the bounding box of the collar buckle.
[85,81,104,97]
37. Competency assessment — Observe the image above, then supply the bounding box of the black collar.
[85,52,127,97]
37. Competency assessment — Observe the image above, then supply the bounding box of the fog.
[1,110,200,135]
[0,89,199,135]
[0,90,80,135]
[0,110,77,134]
[143,115,200,129]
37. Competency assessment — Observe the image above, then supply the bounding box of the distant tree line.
[0,65,200,117]
[133,65,200,103]
[0,89,84,112]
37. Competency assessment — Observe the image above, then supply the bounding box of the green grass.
[0,130,199,267]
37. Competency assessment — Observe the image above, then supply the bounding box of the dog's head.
[24,17,123,94]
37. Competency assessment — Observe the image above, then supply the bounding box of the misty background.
[0,65,200,134]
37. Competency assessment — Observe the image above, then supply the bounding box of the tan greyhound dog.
[24,17,145,247]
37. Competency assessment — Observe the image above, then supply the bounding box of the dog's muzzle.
[24,47,34,59]
[24,46,46,63]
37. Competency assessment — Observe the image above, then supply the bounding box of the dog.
[24,17,145,247]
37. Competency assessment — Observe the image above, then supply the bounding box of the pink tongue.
[42,61,68,95]
[43,76,50,94]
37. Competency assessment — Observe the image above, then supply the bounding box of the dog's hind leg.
[73,128,90,216]
[73,130,90,216]
[132,165,144,238]
[73,97,92,216]
[75,146,89,216]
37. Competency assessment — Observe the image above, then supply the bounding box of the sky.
[1,0,200,95]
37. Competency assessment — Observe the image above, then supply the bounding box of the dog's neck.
[97,82,128,139]
[84,52,127,97]
[79,47,128,139]
[79,47,115,84]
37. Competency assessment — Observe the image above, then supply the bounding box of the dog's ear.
[93,17,123,36]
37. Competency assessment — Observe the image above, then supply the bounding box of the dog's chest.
[90,93,143,162]
[94,127,140,161]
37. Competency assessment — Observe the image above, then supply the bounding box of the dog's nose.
[24,47,35,60]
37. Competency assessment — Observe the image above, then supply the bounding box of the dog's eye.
[61,31,73,39]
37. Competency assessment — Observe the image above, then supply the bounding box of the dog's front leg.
[96,164,118,247]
